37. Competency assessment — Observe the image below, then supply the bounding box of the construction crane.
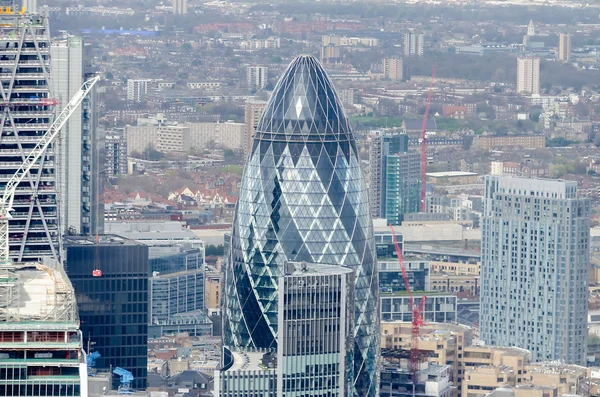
[113,367,134,394]
[389,224,427,390]
[420,66,436,212]
[0,75,100,265]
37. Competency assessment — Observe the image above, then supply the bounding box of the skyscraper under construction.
[0,9,59,262]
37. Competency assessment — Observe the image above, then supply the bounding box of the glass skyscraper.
[223,55,379,396]
[480,176,590,365]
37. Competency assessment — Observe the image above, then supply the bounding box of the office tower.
[0,11,58,262]
[516,57,540,95]
[51,36,103,236]
[223,55,379,396]
[321,44,341,64]
[404,32,424,56]
[105,129,128,179]
[149,248,211,337]
[480,176,590,365]
[369,132,420,224]
[246,65,268,91]
[217,261,355,397]
[383,58,403,80]
[65,235,149,389]
[23,0,36,13]
[172,0,187,14]
[0,263,86,396]
[243,99,267,158]
[127,79,150,102]
[558,33,571,62]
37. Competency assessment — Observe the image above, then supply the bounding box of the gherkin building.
[223,55,379,396]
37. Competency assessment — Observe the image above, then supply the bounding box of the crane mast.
[420,67,436,212]
[0,75,100,265]
[389,224,427,392]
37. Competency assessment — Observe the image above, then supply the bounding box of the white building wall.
[51,37,83,234]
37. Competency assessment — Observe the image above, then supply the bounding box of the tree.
[205,244,224,256]
[223,149,235,160]
[181,42,192,51]
[105,71,114,80]
[143,144,164,161]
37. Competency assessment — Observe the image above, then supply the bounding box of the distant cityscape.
[0,0,599,396]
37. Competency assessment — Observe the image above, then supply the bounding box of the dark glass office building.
[65,235,149,390]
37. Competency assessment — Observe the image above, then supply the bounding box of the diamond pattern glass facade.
[223,55,379,396]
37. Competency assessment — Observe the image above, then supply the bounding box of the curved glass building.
[223,55,379,396]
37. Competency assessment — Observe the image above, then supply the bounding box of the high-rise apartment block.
[404,32,424,56]
[369,132,420,224]
[217,261,355,397]
[172,0,187,14]
[65,235,150,390]
[127,79,150,102]
[51,36,103,236]
[105,130,128,179]
[0,11,59,262]
[246,65,268,91]
[558,33,571,62]
[383,58,403,80]
[224,55,379,396]
[480,176,590,365]
[516,57,540,95]
[243,99,267,158]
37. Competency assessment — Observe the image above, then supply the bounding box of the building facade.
[516,57,540,95]
[149,248,210,337]
[369,132,420,224]
[51,35,102,236]
[172,0,187,14]
[223,55,379,397]
[480,176,590,365]
[65,235,149,389]
[404,32,424,56]
[558,33,571,62]
[383,58,403,80]
[127,79,150,102]
[0,11,59,262]
[105,130,128,179]
[0,263,86,397]
[246,65,268,92]
[244,99,268,158]
[216,262,355,397]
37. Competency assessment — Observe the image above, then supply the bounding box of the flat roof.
[64,234,144,247]
[0,263,78,326]
[426,171,478,177]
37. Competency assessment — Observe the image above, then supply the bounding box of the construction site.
[0,262,86,396]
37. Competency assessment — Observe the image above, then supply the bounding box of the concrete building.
[204,271,221,315]
[51,35,102,236]
[105,130,128,179]
[216,261,355,396]
[480,176,590,365]
[243,99,267,158]
[558,33,571,62]
[517,57,540,95]
[381,291,457,323]
[404,32,424,56]
[0,263,87,397]
[380,359,455,397]
[0,11,59,262]
[127,79,151,102]
[246,65,268,91]
[172,0,187,14]
[472,134,545,150]
[187,121,245,152]
[383,58,403,80]
[157,125,190,154]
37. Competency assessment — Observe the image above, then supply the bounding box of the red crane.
[389,224,427,385]
[420,66,436,212]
